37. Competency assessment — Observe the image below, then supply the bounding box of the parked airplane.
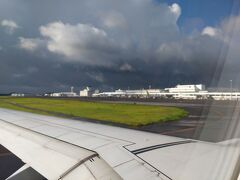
[0,108,239,180]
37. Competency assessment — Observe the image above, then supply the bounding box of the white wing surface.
[0,108,239,180]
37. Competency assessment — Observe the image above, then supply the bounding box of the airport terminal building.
[93,84,240,100]
[40,84,240,100]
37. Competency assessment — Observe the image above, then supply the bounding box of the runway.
[135,100,240,142]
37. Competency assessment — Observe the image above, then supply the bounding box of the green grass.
[0,97,187,126]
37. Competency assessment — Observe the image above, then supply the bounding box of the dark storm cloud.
[0,0,239,93]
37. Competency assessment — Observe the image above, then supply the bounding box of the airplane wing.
[0,108,239,180]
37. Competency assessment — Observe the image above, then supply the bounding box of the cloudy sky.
[0,0,240,93]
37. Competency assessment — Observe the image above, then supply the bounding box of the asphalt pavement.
[0,145,24,180]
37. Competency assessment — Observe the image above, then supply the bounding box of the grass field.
[0,97,187,126]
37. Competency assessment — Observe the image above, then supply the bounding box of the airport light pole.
[230,80,233,100]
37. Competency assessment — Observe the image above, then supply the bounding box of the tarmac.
[0,145,24,179]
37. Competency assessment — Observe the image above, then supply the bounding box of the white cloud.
[18,2,185,66]
[3,0,240,89]
[101,11,127,29]
[120,63,134,72]
[157,43,180,58]
[201,26,222,37]
[19,37,44,51]
[169,3,181,20]
[201,16,240,46]
[1,19,19,34]
[39,21,117,65]
[158,15,240,66]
